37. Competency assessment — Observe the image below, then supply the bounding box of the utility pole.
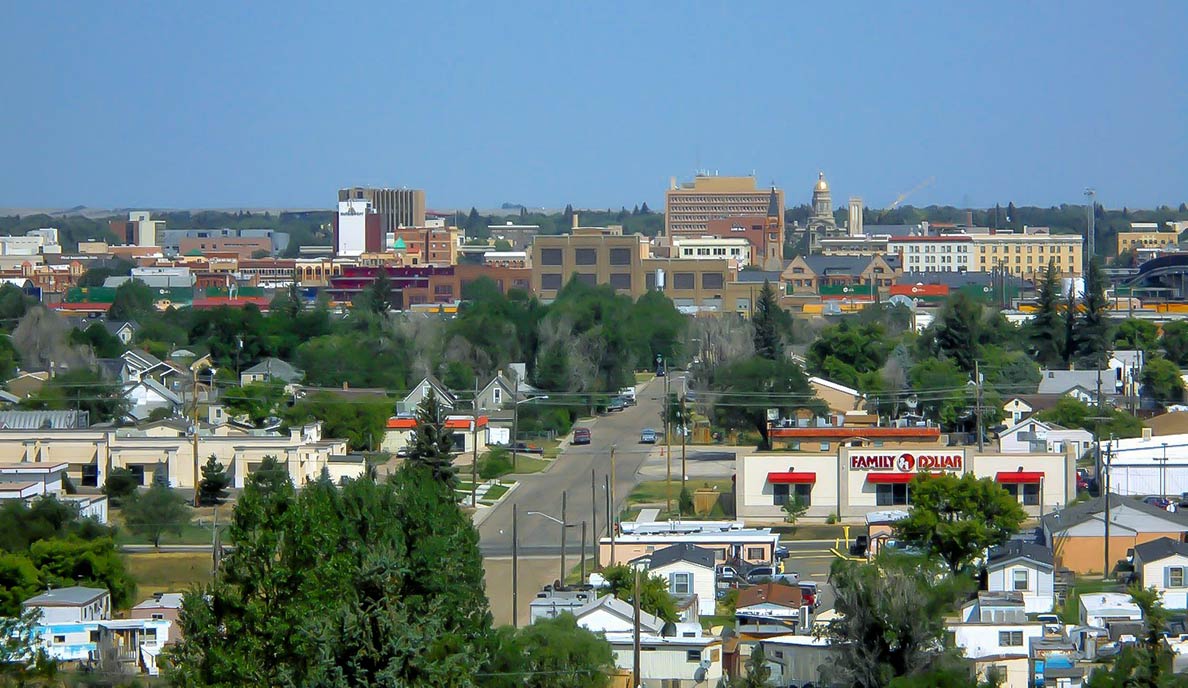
[1103,438,1112,581]
[975,361,984,452]
[632,568,642,688]
[610,446,617,565]
[591,469,599,570]
[663,358,672,516]
[560,490,567,586]
[192,370,201,507]
[580,520,587,584]
[681,394,688,496]
[605,474,614,567]
[512,504,519,628]
[471,418,479,508]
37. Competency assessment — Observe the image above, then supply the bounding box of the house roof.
[801,255,874,276]
[123,348,163,371]
[132,593,184,610]
[1133,537,1188,563]
[575,594,665,633]
[1003,394,1068,414]
[736,583,802,610]
[95,358,124,381]
[0,409,88,430]
[1043,494,1188,533]
[127,377,184,406]
[987,541,1054,569]
[735,271,784,284]
[1037,369,1113,396]
[1144,412,1188,437]
[241,357,304,384]
[645,543,716,571]
[404,374,458,405]
[101,320,136,336]
[23,586,109,607]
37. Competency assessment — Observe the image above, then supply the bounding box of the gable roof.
[801,254,874,276]
[404,375,457,406]
[1144,412,1188,437]
[1134,537,1188,563]
[646,543,715,571]
[122,348,164,371]
[1037,369,1113,396]
[242,357,304,384]
[574,594,665,633]
[987,541,1054,569]
[127,377,183,405]
[23,586,109,607]
[101,320,137,336]
[1042,494,1188,533]
[736,583,802,610]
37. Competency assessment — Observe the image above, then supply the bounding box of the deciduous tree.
[1141,358,1185,408]
[1161,321,1188,366]
[599,565,678,623]
[123,482,191,548]
[709,356,825,450]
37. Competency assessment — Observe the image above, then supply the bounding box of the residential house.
[381,414,489,455]
[1109,350,1144,400]
[1079,592,1142,627]
[473,371,536,412]
[781,254,900,299]
[528,586,599,624]
[239,357,304,387]
[4,370,49,399]
[0,410,89,429]
[23,586,112,662]
[735,583,803,626]
[120,349,165,384]
[1037,369,1119,398]
[808,376,865,414]
[997,417,1092,457]
[949,592,1044,688]
[986,542,1056,613]
[102,320,138,345]
[124,378,183,421]
[759,635,835,688]
[1001,394,1076,426]
[1043,495,1188,574]
[642,543,717,616]
[599,528,779,568]
[398,375,457,415]
[129,593,185,643]
[95,619,172,676]
[1145,412,1188,437]
[1133,537,1188,609]
[575,595,722,687]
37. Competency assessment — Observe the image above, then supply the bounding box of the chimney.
[571,212,579,230]
[1143,427,1153,441]
[966,210,974,227]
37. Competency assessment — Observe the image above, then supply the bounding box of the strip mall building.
[737,427,1077,521]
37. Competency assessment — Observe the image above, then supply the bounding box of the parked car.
[775,545,790,560]
[745,566,777,583]
[506,441,543,454]
[607,397,627,412]
[640,428,657,444]
[1144,496,1174,511]
[849,535,870,557]
[716,565,739,583]
[618,387,637,405]
[572,427,591,445]
[799,582,819,609]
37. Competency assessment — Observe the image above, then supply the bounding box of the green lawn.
[539,439,563,460]
[634,372,655,384]
[1060,577,1125,624]
[773,523,846,540]
[627,479,732,505]
[509,455,551,474]
[480,484,510,504]
[113,519,215,547]
[123,552,213,603]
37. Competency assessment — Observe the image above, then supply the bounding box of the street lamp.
[511,394,548,472]
[528,493,589,587]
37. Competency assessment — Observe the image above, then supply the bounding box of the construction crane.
[889,176,936,209]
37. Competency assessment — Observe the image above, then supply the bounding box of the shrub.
[103,468,139,507]
[478,447,514,480]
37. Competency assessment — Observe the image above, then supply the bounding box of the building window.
[788,440,800,451]
[999,631,1023,646]
[90,630,100,642]
[819,441,829,451]
[609,273,632,290]
[576,273,597,286]
[574,248,597,265]
[151,613,165,620]
[876,483,910,506]
[746,547,765,560]
[702,273,724,289]
[541,274,562,290]
[540,248,562,266]
[53,635,65,644]
[82,465,99,487]
[673,272,695,290]
[773,483,812,506]
[1022,483,1040,506]
[686,650,702,662]
[646,272,657,290]
[1013,569,1029,591]
[493,388,502,406]
[1169,567,1185,588]
[609,247,632,265]
[670,572,692,595]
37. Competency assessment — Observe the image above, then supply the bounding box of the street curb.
[472,481,521,528]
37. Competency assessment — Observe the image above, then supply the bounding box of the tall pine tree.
[1028,260,1064,367]
[1075,258,1111,368]
[752,280,784,360]
[198,454,230,506]
[406,390,457,485]
[1062,285,1078,367]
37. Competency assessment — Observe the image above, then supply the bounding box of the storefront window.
[1022,483,1040,506]
[773,483,811,506]
[876,483,910,506]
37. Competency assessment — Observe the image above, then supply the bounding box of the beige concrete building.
[970,228,1082,278]
[338,187,426,232]
[665,175,783,238]
[1117,222,1179,255]
[0,421,361,490]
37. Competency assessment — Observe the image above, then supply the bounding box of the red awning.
[996,471,1045,484]
[768,472,817,484]
[866,473,915,484]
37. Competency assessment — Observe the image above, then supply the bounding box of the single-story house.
[1042,494,1188,574]
[1080,592,1142,627]
[239,357,304,387]
[735,583,803,625]
[643,543,717,617]
[1133,537,1188,610]
[985,542,1056,614]
[997,417,1092,458]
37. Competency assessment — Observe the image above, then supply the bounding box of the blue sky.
[1,1,1185,211]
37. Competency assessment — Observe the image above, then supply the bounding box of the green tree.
[123,482,191,548]
[1062,287,1078,366]
[223,381,285,426]
[1115,318,1160,355]
[1036,397,1145,439]
[1161,321,1188,366]
[102,467,140,507]
[1027,260,1065,367]
[781,496,809,531]
[727,644,773,688]
[822,557,972,688]
[0,608,57,682]
[709,356,825,450]
[599,564,678,623]
[356,269,394,316]
[0,552,42,616]
[1085,586,1188,688]
[894,473,1026,574]
[198,455,230,506]
[404,389,457,484]
[23,367,130,424]
[108,279,155,321]
[1142,358,1185,407]
[28,537,136,609]
[908,358,973,429]
[752,280,785,360]
[930,292,981,373]
[69,322,125,358]
[1075,258,1111,368]
[283,391,391,451]
[484,615,614,688]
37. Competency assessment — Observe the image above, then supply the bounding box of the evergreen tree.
[640,202,651,214]
[1075,258,1111,368]
[752,280,784,360]
[1028,260,1064,366]
[363,269,393,316]
[198,455,230,506]
[932,292,981,373]
[1062,286,1078,366]
[1007,202,1017,226]
[405,390,457,484]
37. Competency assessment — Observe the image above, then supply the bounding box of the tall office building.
[334,199,383,257]
[665,175,784,237]
[848,197,864,237]
[108,211,165,247]
[338,187,426,232]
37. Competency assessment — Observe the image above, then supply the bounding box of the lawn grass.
[634,372,655,384]
[509,455,551,474]
[627,479,733,506]
[123,552,213,603]
[539,439,563,460]
[481,484,509,503]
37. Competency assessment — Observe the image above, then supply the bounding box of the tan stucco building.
[1116,222,1179,255]
[970,228,1083,278]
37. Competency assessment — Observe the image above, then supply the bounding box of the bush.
[826,512,839,524]
[478,447,514,480]
[103,468,139,507]
[678,487,694,516]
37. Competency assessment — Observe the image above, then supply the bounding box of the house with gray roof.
[1134,537,1188,609]
[240,358,304,387]
[1037,369,1120,397]
[986,541,1056,613]
[641,543,717,616]
[1042,494,1188,574]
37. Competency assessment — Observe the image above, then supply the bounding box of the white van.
[618,387,637,405]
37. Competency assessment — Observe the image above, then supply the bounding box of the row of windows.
[899,245,970,253]
[538,247,635,266]
[979,244,1078,253]
[681,247,745,257]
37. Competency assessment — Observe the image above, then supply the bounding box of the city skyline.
[1,2,1185,210]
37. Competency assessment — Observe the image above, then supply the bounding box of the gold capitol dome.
[815,171,829,192]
